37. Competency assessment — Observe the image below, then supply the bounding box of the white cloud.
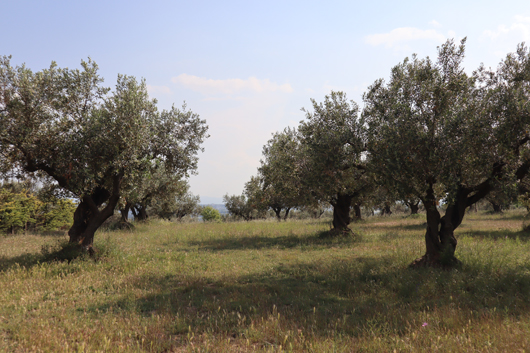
[172,74,293,96]
[365,27,447,48]
[483,16,530,42]
[146,84,171,95]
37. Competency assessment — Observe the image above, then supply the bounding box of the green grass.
[1,213,530,352]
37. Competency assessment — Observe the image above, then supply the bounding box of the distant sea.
[200,196,223,204]
[201,203,229,215]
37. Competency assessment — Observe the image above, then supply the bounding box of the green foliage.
[0,56,208,243]
[200,205,221,222]
[223,194,256,221]
[258,128,304,216]
[0,183,76,234]
[364,39,530,206]
[0,188,40,233]
[362,39,530,262]
[298,91,370,207]
[121,167,194,222]
[38,198,76,231]
[153,192,200,221]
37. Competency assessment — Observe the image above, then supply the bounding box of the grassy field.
[1,211,530,352]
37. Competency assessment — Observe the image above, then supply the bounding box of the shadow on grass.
[363,222,427,231]
[0,242,86,272]
[0,238,117,272]
[0,231,71,271]
[465,211,528,221]
[182,231,361,252]
[88,255,530,340]
[460,229,530,241]
[0,252,43,272]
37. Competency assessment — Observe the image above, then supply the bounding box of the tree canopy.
[0,57,208,251]
[298,91,369,232]
[363,39,530,266]
[257,128,302,220]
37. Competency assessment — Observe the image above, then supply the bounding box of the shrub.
[0,186,76,234]
[201,206,221,222]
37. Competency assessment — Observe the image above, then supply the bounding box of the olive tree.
[150,180,200,221]
[258,128,303,221]
[223,193,255,221]
[119,165,188,223]
[363,39,530,267]
[0,57,208,252]
[298,91,369,233]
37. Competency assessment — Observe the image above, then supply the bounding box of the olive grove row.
[2,39,530,267]
[227,39,530,267]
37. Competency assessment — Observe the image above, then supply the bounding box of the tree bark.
[120,202,131,222]
[331,193,353,232]
[283,207,291,221]
[490,201,503,213]
[132,204,149,221]
[407,201,420,215]
[272,207,282,221]
[412,184,471,268]
[68,178,122,253]
[353,203,362,220]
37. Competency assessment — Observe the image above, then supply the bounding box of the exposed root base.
[117,221,135,230]
[320,227,355,238]
[43,242,97,263]
[409,254,462,270]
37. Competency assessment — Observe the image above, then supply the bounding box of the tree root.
[409,253,462,270]
[320,227,356,238]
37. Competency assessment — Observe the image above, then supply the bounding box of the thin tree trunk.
[353,203,362,220]
[272,207,282,221]
[283,207,291,221]
[490,201,502,213]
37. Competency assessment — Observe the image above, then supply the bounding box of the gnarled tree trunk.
[412,183,482,268]
[330,193,353,233]
[406,200,420,215]
[68,181,122,253]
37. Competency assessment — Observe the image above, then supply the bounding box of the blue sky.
[2,1,530,203]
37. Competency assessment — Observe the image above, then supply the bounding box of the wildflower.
[422,322,428,327]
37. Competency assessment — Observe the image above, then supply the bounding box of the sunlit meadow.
[1,210,530,352]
